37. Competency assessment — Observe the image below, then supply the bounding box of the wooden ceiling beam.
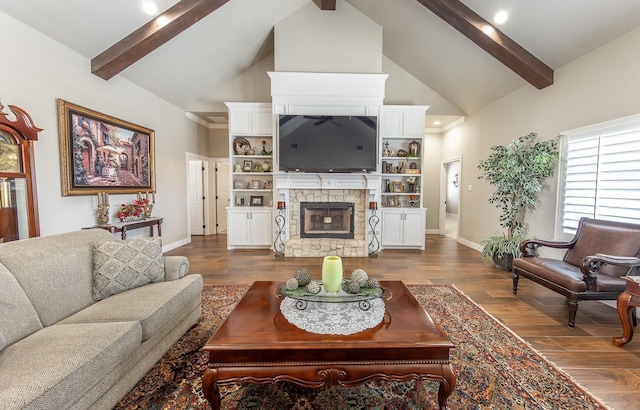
[91,0,230,80]
[319,0,337,11]
[417,0,553,89]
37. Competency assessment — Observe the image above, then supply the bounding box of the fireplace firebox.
[300,202,354,239]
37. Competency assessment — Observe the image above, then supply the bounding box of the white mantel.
[274,173,381,193]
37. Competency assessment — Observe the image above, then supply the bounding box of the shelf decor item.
[409,140,421,155]
[322,256,343,292]
[96,192,109,225]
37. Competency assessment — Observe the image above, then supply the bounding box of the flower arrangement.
[117,198,150,222]
[406,176,417,184]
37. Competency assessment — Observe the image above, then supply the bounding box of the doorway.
[440,158,461,239]
[188,160,206,235]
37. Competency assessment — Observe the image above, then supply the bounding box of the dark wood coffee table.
[201,281,456,409]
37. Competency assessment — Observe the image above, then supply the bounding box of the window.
[557,114,640,239]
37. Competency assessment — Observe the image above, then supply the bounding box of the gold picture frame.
[57,99,155,196]
[391,181,403,193]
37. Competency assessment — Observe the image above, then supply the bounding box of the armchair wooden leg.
[567,299,579,328]
[512,271,519,294]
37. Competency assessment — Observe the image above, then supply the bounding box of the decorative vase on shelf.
[322,256,343,292]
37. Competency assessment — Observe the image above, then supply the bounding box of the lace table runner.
[280,297,385,335]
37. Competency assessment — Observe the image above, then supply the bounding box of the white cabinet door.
[228,108,252,134]
[227,209,251,246]
[402,110,427,136]
[380,109,404,136]
[381,209,404,247]
[251,108,273,135]
[248,209,273,246]
[402,209,426,247]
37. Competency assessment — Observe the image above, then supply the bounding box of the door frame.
[186,152,210,236]
[439,156,462,238]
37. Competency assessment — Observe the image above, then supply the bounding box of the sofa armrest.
[580,254,640,291]
[519,238,573,257]
[163,256,190,281]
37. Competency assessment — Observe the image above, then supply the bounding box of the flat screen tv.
[278,115,378,173]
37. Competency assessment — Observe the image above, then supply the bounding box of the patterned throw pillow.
[93,237,164,301]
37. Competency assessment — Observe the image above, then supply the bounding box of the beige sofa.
[0,229,203,409]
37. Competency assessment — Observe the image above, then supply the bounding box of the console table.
[86,217,163,240]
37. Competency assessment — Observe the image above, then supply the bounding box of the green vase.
[322,256,343,292]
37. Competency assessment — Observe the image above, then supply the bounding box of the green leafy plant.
[478,132,560,267]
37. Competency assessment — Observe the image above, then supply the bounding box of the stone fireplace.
[274,173,381,257]
[300,202,354,239]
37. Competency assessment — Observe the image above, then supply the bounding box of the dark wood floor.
[166,234,640,409]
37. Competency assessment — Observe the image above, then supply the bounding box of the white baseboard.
[163,237,191,252]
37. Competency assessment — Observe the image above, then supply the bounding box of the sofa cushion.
[0,262,43,349]
[0,229,117,326]
[63,274,202,341]
[0,321,141,410]
[93,237,164,301]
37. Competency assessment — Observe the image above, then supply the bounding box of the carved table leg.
[613,292,635,347]
[202,368,221,410]
[437,364,456,410]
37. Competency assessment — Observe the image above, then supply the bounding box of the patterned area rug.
[116,284,610,409]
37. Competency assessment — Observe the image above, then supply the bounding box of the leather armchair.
[512,217,640,327]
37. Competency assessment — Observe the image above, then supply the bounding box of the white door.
[188,160,204,235]
[216,161,230,233]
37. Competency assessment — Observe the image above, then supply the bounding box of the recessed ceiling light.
[493,10,508,25]
[433,120,441,126]
[142,1,158,15]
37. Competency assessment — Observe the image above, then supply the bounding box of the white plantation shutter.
[560,115,640,237]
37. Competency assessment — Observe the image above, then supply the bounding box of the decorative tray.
[277,280,386,304]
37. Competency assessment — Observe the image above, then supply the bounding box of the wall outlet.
[467,184,473,192]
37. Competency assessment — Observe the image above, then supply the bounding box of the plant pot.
[493,253,514,271]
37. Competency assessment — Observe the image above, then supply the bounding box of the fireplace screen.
[300,202,354,239]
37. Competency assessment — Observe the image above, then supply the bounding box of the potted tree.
[477,132,560,270]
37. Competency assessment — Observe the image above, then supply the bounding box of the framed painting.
[57,99,156,196]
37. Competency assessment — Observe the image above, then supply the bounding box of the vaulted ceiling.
[2,0,640,128]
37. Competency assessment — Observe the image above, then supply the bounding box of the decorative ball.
[285,277,299,291]
[365,277,380,289]
[307,280,321,294]
[348,281,361,294]
[351,269,369,286]
[294,268,311,286]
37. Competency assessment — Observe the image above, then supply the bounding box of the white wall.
[442,25,640,246]
[275,0,382,73]
[0,11,209,249]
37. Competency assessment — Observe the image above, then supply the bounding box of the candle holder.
[273,202,286,257]
[368,202,380,257]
